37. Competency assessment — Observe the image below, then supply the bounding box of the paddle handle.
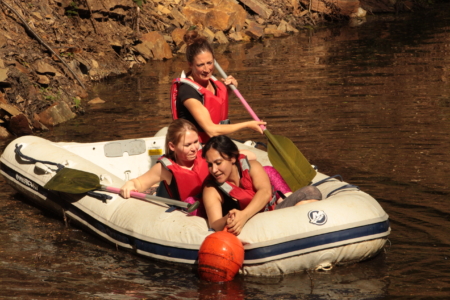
[101,186,199,213]
[214,60,267,131]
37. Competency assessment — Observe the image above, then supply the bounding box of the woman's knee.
[300,186,322,200]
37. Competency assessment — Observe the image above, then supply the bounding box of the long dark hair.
[184,30,214,64]
[202,135,239,161]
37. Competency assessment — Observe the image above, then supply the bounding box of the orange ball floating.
[198,228,245,282]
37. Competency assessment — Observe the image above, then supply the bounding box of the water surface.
[1,5,450,299]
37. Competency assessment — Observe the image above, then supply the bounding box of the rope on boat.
[15,144,65,172]
[312,174,359,198]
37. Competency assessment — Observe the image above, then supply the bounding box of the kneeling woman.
[202,135,322,235]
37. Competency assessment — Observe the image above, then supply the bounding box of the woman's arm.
[183,99,266,137]
[226,160,272,235]
[203,184,229,231]
[120,163,172,198]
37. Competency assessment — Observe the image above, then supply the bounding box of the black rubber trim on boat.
[0,161,49,197]
[312,175,343,187]
[243,219,390,261]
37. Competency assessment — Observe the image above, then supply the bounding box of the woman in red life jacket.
[120,119,209,214]
[202,135,322,235]
[171,30,266,143]
[119,119,258,216]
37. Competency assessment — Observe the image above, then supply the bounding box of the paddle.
[214,60,316,191]
[42,167,200,213]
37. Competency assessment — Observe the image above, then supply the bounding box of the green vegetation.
[60,51,74,58]
[133,0,147,8]
[40,87,61,102]
[66,1,79,17]
[73,97,81,108]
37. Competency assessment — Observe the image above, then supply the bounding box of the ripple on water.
[2,6,450,298]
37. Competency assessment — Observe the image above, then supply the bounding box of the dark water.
[2,5,450,299]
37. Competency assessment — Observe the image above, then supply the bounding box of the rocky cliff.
[0,0,420,138]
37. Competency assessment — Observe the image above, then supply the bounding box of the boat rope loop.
[312,174,359,198]
[15,144,65,172]
[312,174,343,186]
[326,184,359,198]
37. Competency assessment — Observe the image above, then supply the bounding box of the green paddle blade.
[44,167,101,194]
[265,130,316,191]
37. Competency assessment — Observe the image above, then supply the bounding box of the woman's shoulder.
[178,81,197,91]
[248,159,263,168]
[178,83,202,102]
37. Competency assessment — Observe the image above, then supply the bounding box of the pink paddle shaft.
[214,60,267,131]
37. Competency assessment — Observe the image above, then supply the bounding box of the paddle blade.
[44,167,101,194]
[265,130,316,191]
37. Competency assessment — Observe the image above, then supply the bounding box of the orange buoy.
[198,228,245,282]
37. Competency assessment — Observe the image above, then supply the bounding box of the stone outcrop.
[38,101,76,127]
[300,0,361,16]
[134,32,173,60]
[183,0,247,32]
[239,0,273,19]
[0,0,424,138]
[88,97,106,105]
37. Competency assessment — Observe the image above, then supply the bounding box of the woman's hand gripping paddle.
[214,60,316,191]
[43,167,199,213]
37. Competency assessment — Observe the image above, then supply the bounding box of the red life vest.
[158,150,209,201]
[215,155,277,213]
[170,75,229,143]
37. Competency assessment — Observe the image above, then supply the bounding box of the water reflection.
[1,4,450,298]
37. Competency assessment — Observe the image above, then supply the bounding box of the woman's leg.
[263,166,291,197]
[275,186,322,210]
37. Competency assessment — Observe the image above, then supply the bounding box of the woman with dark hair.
[202,135,322,235]
[170,30,266,143]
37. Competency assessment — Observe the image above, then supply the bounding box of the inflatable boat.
[0,131,390,276]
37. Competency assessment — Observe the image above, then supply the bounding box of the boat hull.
[0,135,390,276]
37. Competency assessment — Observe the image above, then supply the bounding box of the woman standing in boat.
[171,30,265,143]
[202,135,322,235]
[120,119,208,213]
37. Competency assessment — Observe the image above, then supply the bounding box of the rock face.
[300,0,361,16]
[0,124,11,139]
[183,0,247,32]
[9,114,33,136]
[88,97,106,105]
[134,32,173,60]
[0,65,8,83]
[34,60,59,76]
[38,102,76,127]
[0,0,421,137]
[239,0,273,19]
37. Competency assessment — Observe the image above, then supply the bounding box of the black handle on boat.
[14,144,65,171]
